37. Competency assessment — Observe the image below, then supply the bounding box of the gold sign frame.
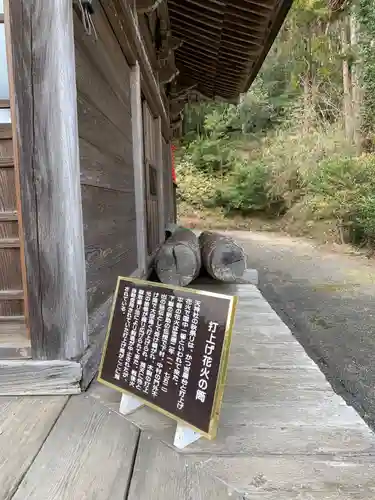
[97,276,238,440]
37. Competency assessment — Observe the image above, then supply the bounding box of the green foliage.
[184,136,241,175]
[215,162,271,214]
[176,0,375,248]
[307,155,375,240]
[357,0,375,133]
[175,154,219,209]
[213,123,355,216]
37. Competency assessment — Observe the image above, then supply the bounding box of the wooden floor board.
[88,380,174,432]
[201,455,375,499]
[8,279,371,499]
[12,395,139,500]
[0,396,68,500]
[127,433,242,500]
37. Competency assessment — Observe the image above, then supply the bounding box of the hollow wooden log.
[155,227,201,286]
[199,231,247,283]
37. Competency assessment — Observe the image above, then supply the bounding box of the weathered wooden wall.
[74,4,138,320]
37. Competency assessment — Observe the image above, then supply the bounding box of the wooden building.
[0,0,291,395]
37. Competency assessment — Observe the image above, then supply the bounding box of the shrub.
[307,155,375,243]
[175,155,219,209]
[185,136,242,175]
[214,161,273,214]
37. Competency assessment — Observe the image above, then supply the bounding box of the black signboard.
[98,277,237,439]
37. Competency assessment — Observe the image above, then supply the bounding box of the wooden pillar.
[155,117,165,243]
[6,0,88,360]
[131,62,147,275]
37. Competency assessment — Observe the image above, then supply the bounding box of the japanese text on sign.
[99,278,237,437]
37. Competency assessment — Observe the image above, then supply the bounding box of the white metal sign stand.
[119,393,202,449]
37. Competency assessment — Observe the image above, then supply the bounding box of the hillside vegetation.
[176,0,375,248]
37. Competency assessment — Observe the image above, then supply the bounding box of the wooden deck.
[1,281,375,499]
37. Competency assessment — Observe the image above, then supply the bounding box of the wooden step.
[0,158,14,168]
[0,211,18,221]
[0,290,24,300]
[0,238,20,248]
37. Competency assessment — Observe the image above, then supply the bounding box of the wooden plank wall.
[74,4,138,320]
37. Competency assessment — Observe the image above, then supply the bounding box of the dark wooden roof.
[168,0,293,100]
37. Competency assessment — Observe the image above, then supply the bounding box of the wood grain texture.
[74,25,131,134]
[80,296,113,390]
[199,231,247,282]
[81,268,144,390]
[131,62,147,275]
[76,1,132,104]
[0,248,23,289]
[154,227,201,286]
[201,455,375,500]
[0,299,23,316]
[143,102,161,255]
[0,168,16,210]
[75,6,138,326]
[155,117,165,242]
[127,433,242,500]
[0,123,12,139]
[7,1,88,360]
[0,219,19,234]
[77,88,133,165]
[162,139,174,225]
[79,138,134,192]
[0,238,19,248]
[0,395,68,500]
[0,138,13,159]
[81,185,137,314]
[13,396,139,500]
[0,360,81,395]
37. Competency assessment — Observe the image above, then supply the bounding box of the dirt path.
[226,230,375,429]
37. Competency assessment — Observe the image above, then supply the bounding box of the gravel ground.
[227,230,375,430]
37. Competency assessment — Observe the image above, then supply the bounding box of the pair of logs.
[154,227,247,286]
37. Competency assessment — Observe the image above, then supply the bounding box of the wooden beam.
[6,0,88,360]
[0,211,17,221]
[0,359,81,395]
[0,289,24,299]
[0,157,13,167]
[155,117,165,243]
[131,62,147,276]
